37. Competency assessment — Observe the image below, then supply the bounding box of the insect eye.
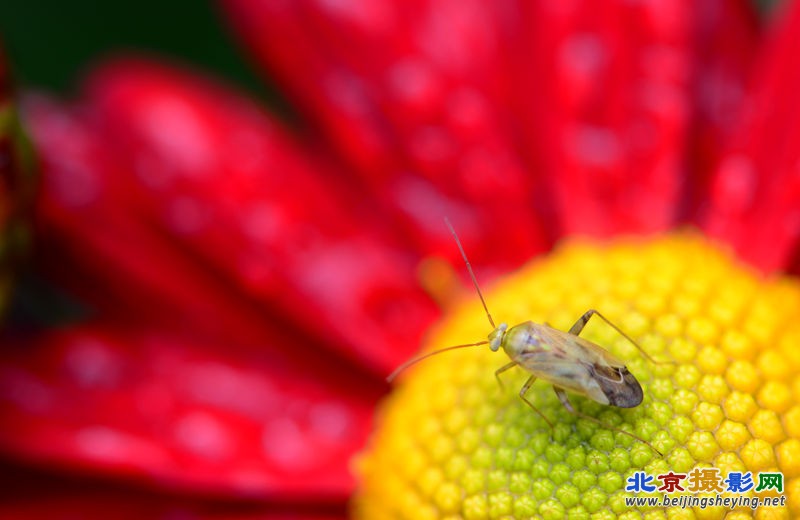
[489,323,508,352]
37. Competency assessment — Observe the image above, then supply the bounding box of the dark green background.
[0,0,269,99]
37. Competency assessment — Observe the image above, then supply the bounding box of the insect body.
[494,319,644,409]
[388,219,665,455]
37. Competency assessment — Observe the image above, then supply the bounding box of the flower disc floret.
[354,234,799,518]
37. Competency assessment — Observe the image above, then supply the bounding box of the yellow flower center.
[352,233,799,519]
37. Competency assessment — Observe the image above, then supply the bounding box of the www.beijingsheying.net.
[625,494,787,510]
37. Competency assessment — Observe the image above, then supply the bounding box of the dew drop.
[174,411,232,460]
[262,418,315,470]
[560,34,606,75]
[568,125,621,168]
[309,401,352,440]
[713,155,756,212]
[142,97,214,174]
[74,426,156,463]
[64,338,121,388]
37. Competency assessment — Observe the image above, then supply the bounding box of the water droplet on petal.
[388,59,439,109]
[568,125,621,168]
[174,411,233,460]
[74,426,160,464]
[713,155,756,213]
[142,97,215,174]
[262,418,315,470]
[316,0,394,33]
[560,33,606,76]
[309,401,352,440]
[64,338,122,388]
[181,362,280,418]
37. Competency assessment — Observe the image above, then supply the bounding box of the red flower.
[1,0,799,517]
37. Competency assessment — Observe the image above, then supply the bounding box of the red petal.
[222,0,551,269]
[0,461,346,519]
[27,94,274,346]
[222,0,758,241]
[27,59,439,375]
[512,0,758,236]
[703,2,800,273]
[0,324,379,500]
[684,0,759,210]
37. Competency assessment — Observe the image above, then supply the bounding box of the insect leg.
[494,361,517,390]
[569,309,670,364]
[552,386,663,456]
[519,376,554,428]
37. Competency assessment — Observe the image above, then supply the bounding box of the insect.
[388,219,666,456]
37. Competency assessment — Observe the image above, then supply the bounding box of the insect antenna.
[445,217,496,329]
[386,341,489,383]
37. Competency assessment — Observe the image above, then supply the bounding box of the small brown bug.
[388,219,667,455]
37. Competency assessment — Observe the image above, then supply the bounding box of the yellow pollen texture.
[352,234,799,519]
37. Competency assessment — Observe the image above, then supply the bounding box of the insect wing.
[515,355,609,403]
[550,326,627,368]
[514,328,643,408]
